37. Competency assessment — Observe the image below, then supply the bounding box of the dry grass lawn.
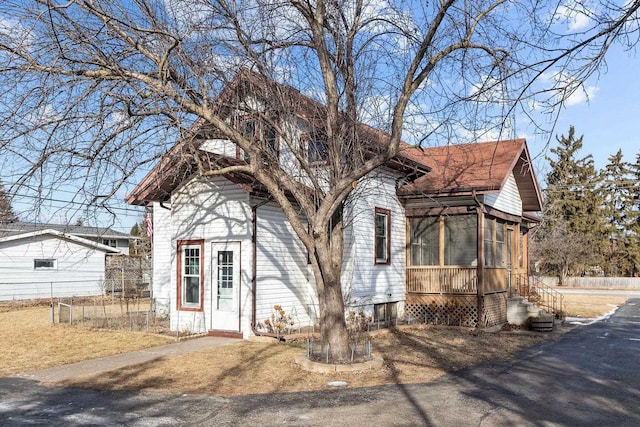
[58,325,548,397]
[560,294,628,318]
[0,304,173,378]
[1,292,631,397]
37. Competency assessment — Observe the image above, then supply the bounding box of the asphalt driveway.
[2,299,639,426]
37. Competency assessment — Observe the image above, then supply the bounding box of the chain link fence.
[56,295,169,333]
[104,256,152,298]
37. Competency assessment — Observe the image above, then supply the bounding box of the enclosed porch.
[404,212,529,327]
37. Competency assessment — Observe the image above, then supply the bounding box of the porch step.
[208,330,243,339]
[507,297,542,326]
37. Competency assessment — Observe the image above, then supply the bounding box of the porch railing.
[510,273,564,317]
[406,266,477,294]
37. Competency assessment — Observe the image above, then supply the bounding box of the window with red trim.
[177,240,204,311]
[375,207,391,264]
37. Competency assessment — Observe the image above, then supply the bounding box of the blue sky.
[527,43,640,177]
[4,1,638,232]
[10,46,639,232]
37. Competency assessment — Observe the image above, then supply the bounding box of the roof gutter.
[250,197,281,339]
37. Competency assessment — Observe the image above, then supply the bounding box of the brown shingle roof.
[127,70,429,205]
[398,139,543,212]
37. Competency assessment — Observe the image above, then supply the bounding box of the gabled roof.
[0,222,135,240]
[127,70,430,205]
[397,139,543,212]
[0,229,121,253]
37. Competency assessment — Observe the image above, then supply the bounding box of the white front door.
[211,242,241,331]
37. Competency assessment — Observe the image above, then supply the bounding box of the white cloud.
[540,70,599,107]
[554,1,593,31]
[0,16,36,54]
[564,84,599,106]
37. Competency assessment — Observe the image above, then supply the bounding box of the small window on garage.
[34,259,57,270]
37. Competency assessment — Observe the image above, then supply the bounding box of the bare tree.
[1,0,638,358]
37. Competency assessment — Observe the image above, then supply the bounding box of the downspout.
[472,190,485,329]
[250,197,279,338]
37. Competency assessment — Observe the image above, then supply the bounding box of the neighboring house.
[127,75,542,337]
[0,228,120,300]
[0,222,135,255]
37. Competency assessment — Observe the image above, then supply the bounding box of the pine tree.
[533,126,606,283]
[0,181,18,223]
[601,150,636,275]
[625,152,640,276]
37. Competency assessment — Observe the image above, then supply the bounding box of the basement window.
[374,302,397,324]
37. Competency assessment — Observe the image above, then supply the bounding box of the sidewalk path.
[18,336,240,383]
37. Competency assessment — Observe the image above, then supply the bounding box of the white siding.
[342,169,406,314]
[151,202,172,315]
[0,235,108,300]
[254,201,317,332]
[169,175,252,334]
[484,172,523,216]
[201,138,237,157]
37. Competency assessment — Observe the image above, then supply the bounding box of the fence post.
[50,282,54,325]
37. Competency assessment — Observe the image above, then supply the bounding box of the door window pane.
[217,250,234,310]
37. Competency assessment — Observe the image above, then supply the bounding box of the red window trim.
[176,239,204,312]
[374,207,391,265]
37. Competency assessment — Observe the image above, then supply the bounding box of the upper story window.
[239,117,257,140]
[236,115,279,159]
[302,134,328,164]
[265,124,278,153]
[374,207,391,265]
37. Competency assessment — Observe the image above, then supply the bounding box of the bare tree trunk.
[308,210,350,360]
[317,275,350,360]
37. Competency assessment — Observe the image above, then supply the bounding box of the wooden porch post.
[476,206,485,328]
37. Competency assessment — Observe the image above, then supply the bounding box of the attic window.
[237,115,279,158]
[239,117,257,140]
[34,259,57,270]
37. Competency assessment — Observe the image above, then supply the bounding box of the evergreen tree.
[0,181,18,223]
[625,152,640,276]
[601,150,636,275]
[533,126,606,283]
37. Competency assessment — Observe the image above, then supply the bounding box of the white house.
[0,222,135,255]
[127,73,543,337]
[0,228,120,300]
